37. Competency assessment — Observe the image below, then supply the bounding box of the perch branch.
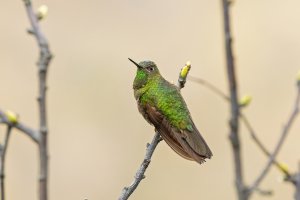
[22,1,53,200]
[0,125,12,200]
[221,0,247,199]
[247,84,300,196]
[118,132,161,200]
[0,110,39,143]
[118,61,191,200]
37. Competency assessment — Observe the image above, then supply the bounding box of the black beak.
[128,58,142,69]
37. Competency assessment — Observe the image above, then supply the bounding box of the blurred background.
[1,0,300,199]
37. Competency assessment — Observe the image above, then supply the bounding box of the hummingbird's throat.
[133,70,148,89]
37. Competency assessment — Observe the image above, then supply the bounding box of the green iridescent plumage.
[138,75,193,131]
[130,59,212,164]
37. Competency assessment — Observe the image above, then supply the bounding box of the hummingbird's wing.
[145,104,212,164]
[143,104,193,160]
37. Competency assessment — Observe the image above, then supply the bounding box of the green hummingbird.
[129,58,212,164]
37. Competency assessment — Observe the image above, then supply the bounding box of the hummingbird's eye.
[146,66,154,72]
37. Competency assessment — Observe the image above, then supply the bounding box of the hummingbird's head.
[129,58,160,89]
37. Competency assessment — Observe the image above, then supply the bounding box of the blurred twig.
[22,1,53,200]
[190,74,300,198]
[247,83,300,196]
[188,75,230,102]
[0,110,39,143]
[189,76,229,101]
[0,126,12,200]
[284,162,300,199]
[221,0,247,199]
[241,115,291,178]
[189,76,290,177]
[118,62,191,200]
[254,187,273,196]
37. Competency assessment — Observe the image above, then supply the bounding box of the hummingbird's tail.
[161,120,212,164]
[175,122,213,164]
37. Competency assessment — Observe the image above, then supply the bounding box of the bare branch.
[247,85,300,195]
[0,110,39,143]
[254,187,273,196]
[189,76,229,101]
[0,126,12,200]
[22,1,53,200]
[189,76,291,177]
[118,62,191,199]
[221,0,247,199]
[241,115,291,178]
[118,132,161,200]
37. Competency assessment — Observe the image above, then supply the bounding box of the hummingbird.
[129,58,212,164]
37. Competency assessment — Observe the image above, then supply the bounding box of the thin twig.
[0,110,39,143]
[118,62,191,200]
[254,187,273,196]
[22,1,52,200]
[189,76,229,101]
[221,0,247,199]
[247,85,300,196]
[241,115,291,178]
[118,132,161,200]
[189,76,291,177]
[0,126,12,200]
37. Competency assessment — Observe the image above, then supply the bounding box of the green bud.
[239,95,252,107]
[5,110,19,124]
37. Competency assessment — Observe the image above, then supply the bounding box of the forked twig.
[0,110,39,143]
[189,76,291,177]
[22,1,53,200]
[247,84,300,196]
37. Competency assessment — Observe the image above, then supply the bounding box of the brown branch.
[118,62,191,200]
[0,110,39,143]
[247,84,300,196]
[221,0,247,199]
[0,126,12,200]
[22,1,52,200]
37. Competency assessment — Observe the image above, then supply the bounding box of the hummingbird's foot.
[154,129,163,142]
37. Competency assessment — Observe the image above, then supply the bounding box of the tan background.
[1,0,300,199]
